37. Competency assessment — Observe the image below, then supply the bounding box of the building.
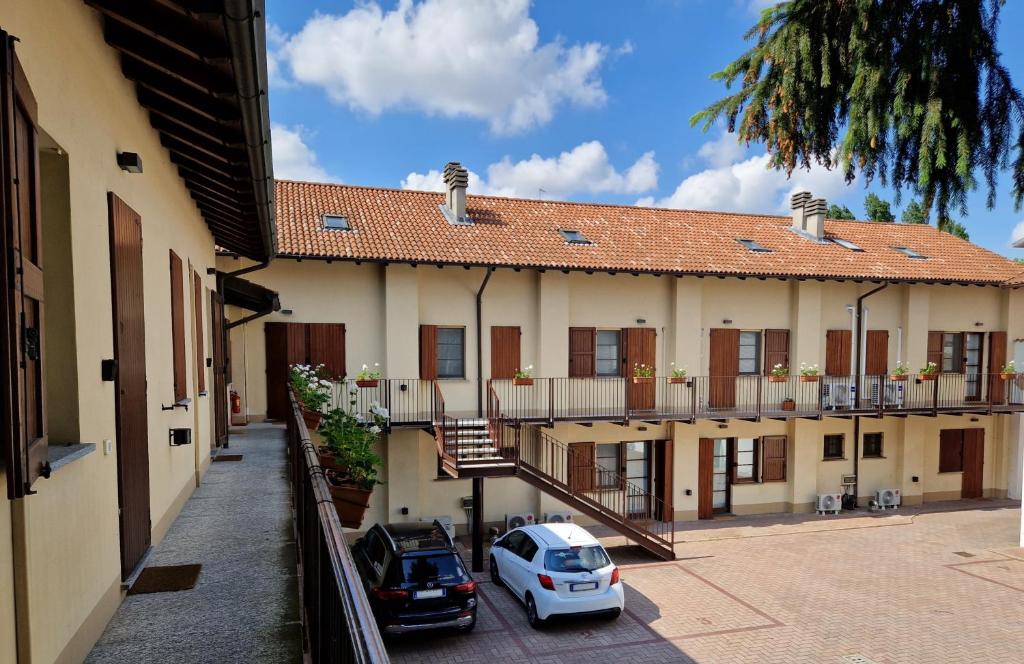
[0,1,276,661]
[221,164,1024,560]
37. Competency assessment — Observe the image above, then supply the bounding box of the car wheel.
[489,556,501,586]
[525,594,545,629]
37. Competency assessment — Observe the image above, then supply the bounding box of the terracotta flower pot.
[355,379,379,388]
[919,374,938,381]
[799,375,819,383]
[667,376,689,385]
[318,450,348,474]
[768,375,788,383]
[512,377,534,386]
[328,481,373,529]
[301,407,322,431]
[1000,372,1016,381]
[889,374,908,382]
[782,399,796,411]
[632,376,654,384]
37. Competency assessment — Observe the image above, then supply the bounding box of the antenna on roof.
[538,188,546,200]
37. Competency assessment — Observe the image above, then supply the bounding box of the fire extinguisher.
[230,390,241,414]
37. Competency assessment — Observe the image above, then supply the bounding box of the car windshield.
[398,554,468,585]
[544,545,611,572]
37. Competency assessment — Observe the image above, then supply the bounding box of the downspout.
[476,268,494,418]
[854,283,889,504]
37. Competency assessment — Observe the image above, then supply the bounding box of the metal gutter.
[476,268,494,418]
[853,283,889,504]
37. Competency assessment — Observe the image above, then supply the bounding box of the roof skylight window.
[559,229,591,245]
[831,238,864,252]
[736,238,772,253]
[894,246,927,259]
[322,214,350,231]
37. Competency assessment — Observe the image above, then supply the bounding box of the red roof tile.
[275,180,1022,285]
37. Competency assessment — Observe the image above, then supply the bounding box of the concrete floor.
[87,424,302,664]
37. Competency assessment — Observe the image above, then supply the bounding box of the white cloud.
[401,141,658,199]
[271,124,331,182]
[266,24,291,88]
[276,0,613,134]
[1011,220,1024,247]
[642,130,852,213]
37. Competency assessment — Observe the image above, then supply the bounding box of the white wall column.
[671,277,702,375]
[384,264,420,378]
[537,271,569,377]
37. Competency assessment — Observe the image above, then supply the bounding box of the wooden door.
[709,329,739,408]
[961,428,984,499]
[567,441,595,492]
[624,327,656,411]
[987,331,1007,403]
[654,439,673,521]
[490,325,521,379]
[265,322,307,420]
[108,193,151,580]
[762,329,789,374]
[308,323,346,379]
[568,327,596,377]
[865,330,889,375]
[210,290,227,446]
[825,330,851,376]
[698,438,714,519]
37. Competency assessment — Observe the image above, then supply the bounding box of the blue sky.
[265,0,1024,256]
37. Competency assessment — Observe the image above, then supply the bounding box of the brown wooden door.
[709,329,738,408]
[961,428,984,499]
[624,327,656,411]
[865,330,889,375]
[108,193,151,580]
[825,330,851,376]
[308,323,346,379]
[265,322,307,420]
[568,327,596,377]
[654,439,673,521]
[987,331,1007,403]
[210,290,227,446]
[567,441,595,492]
[698,438,714,519]
[762,329,789,375]
[490,325,521,379]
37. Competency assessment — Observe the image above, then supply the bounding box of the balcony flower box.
[301,407,322,431]
[632,376,654,385]
[355,363,381,388]
[512,377,534,386]
[1000,372,1016,381]
[768,375,788,383]
[889,374,908,382]
[919,374,938,382]
[799,375,819,383]
[782,398,796,411]
[327,479,372,529]
[355,379,379,388]
[667,376,690,385]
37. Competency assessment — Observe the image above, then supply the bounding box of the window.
[738,331,761,375]
[733,438,758,483]
[863,433,884,458]
[516,534,539,562]
[831,238,864,252]
[544,546,611,572]
[559,229,591,244]
[736,238,772,253]
[596,330,621,377]
[595,443,620,489]
[942,333,963,373]
[364,531,387,575]
[169,250,187,402]
[823,435,844,460]
[436,327,465,378]
[894,246,927,259]
[322,214,350,230]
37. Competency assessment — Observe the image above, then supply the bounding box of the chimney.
[804,198,827,239]
[443,161,469,222]
[790,191,811,231]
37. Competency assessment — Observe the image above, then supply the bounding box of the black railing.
[329,378,434,427]
[287,392,390,664]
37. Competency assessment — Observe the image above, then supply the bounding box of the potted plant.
[889,362,909,381]
[919,362,939,381]
[633,363,654,384]
[319,401,387,529]
[290,364,332,430]
[1000,360,1017,380]
[667,363,690,385]
[513,365,534,386]
[782,397,796,411]
[799,363,820,382]
[768,364,788,383]
[355,363,381,388]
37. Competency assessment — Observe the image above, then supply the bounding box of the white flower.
[369,425,382,435]
[362,363,368,371]
[374,362,380,367]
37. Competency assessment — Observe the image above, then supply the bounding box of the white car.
[489,523,623,628]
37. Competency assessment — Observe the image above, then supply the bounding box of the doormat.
[128,565,202,595]
[213,454,244,462]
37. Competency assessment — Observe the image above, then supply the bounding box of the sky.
[265,0,1024,257]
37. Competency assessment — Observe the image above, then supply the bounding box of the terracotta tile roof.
[275,179,1022,285]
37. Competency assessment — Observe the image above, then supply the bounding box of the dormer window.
[322,214,350,231]
[736,238,772,253]
[831,238,864,252]
[559,229,591,245]
[894,246,926,259]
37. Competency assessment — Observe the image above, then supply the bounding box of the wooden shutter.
[655,439,673,521]
[624,327,656,410]
[927,332,944,371]
[961,428,984,499]
[865,330,889,376]
[264,322,307,420]
[308,323,346,379]
[2,35,48,497]
[169,250,186,402]
[762,329,790,375]
[419,324,438,380]
[709,328,739,408]
[210,290,227,446]
[192,271,206,392]
[761,436,787,482]
[987,331,1007,403]
[568,327,596,378]
[825,330,851,376]
[938,429,963,473]
[567,441,595,492]
[697,438,714,520]
[490,325,521,379]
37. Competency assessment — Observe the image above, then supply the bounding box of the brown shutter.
[697,438,714,519]
[419,324,438,380]
[623,327,656,410]
[761,436,787,482]
[2,36,48,497]
[169,250,186,402]
[655,440,673,521]
[192,271,205,392]
[938,429,963,473]
[865,330,889,376]
[568,327,596,378]
[762,329,790,375]
[567,441,595,492]
[210,290,227,446]
[825,330,852,376]
[927,332,944,371]
[264,322,308,421]
[308,323,346,379]
[490,325,521,379]
[987,331,1007,403]
[961,428,984,499]
[709,328,739,408]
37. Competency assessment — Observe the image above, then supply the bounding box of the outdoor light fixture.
[717,423,728,429]
[636,318,647,324]
[116,151,143,173]
[722,319,733,325]
[974,321,984,327]
[280,309,293,315]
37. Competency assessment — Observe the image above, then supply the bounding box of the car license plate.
[570,582,598,592]
[413,589,445,600]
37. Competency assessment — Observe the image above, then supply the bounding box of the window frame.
[823,434,845,460]
[595,329,622,377]
[862,432,884,459]
[435,326,466,379]
[738,330,762,376]
[732,437,759,484]
[595,442,622,490]
[322,213,351,231]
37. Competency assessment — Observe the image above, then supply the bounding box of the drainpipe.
[853,283,888,505]
[475,268,494,419]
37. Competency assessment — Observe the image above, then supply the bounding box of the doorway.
[698,438,731,518]
[962,429,984,499]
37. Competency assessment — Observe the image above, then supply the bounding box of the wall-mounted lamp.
[974,321,984,327]
[206,267,218,275]
[637,426,648,432]
[280,309,293,316]
[636,318,647,325]
[970,417,979,422]
[116,151,143,173]
[717,423,728,429]
[722,319,733,325]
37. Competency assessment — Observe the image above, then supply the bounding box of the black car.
[352,521,477,635]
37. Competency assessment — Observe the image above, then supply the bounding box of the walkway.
[87,424,302,664]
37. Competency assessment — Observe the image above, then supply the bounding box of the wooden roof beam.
[150,114,247,162]
[104,22,234,95]
[86,0,230,62]
[121,57,238,120]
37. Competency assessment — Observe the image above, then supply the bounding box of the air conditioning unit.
[420,516,455,540]
[544,511,573,524]
[816,493,842,515]
[821,379,853,410]
[875,488,901,509]
[505,512,535,530]
[870,381,904,407]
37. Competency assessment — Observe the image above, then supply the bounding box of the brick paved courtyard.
[387,501,1024,664]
